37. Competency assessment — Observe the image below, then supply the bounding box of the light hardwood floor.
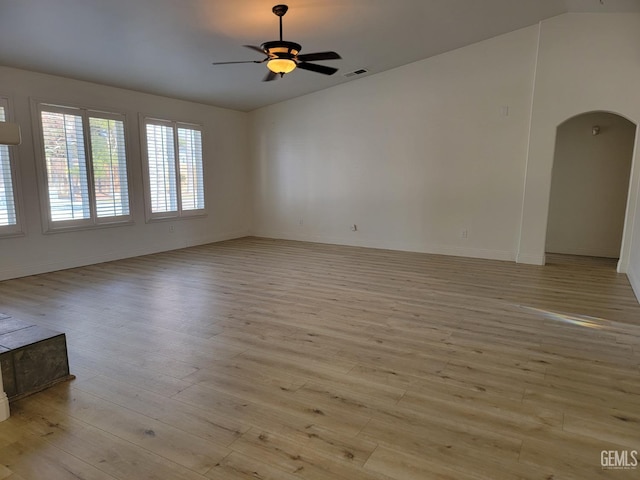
[0,237,639,479]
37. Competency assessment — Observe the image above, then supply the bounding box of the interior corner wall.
[249,25,540,261]
[0,67,251,280]
[517,13,640,301]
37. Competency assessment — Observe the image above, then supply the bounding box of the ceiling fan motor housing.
[262,40,301,59]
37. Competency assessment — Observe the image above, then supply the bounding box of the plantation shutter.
[0,104,17,227]
[177,127,204,211]
[146,122,177,214]
[89,116,130,218]
[41,109,91,222]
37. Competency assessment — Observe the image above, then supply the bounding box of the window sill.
[43,219,135,235]
[146,211,207,223]
[0,229,25,239]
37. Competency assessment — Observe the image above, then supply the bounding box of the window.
[36,103,131,230]
[0,98,22,236]
[143,117,204,220]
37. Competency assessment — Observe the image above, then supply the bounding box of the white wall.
[250,13,640,303]
[516,13,640,297]
[250,26,539,261]
[546,112,635,258]
[0,67,251,280]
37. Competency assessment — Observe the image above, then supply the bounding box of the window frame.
[0,96,24,238]
[32,99,133,233]
[140,115,206,222]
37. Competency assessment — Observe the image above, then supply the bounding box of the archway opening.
[545,112,636,265]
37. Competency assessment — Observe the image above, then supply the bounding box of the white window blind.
[0,99,21,234]
[38,103,131,230]
[146,123,177,214]
[144,118,205,219]
[89,117,130,218]
[178,127,204,211]
[41,110,91,222]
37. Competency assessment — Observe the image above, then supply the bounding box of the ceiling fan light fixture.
[267,58,296,74]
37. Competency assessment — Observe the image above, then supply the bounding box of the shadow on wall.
[546,111,636,259]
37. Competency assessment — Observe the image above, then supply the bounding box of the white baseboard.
[0,229,249,281]
[516,252,546,265]
[545,246,620,259]
[252,230,515,262]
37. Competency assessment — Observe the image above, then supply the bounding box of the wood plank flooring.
[0,237,639,479]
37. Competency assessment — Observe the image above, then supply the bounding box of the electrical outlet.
[461,229,468,239]
[298,218,304,226]
[169,225,175,232]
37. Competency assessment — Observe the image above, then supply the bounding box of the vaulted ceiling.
[0,0,638,111]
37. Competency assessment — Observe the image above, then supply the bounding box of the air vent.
[343,68,369,78]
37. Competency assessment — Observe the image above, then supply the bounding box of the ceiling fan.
[213,4,342,82]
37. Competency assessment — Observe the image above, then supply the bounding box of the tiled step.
[0,313,74,401]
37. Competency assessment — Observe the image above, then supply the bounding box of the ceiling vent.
[343,68,369,78]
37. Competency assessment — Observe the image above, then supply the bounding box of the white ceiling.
[0,0,638,112]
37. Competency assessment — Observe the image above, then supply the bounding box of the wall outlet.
[461,228,468,239]
[169,225,175,232]
[298,218,304,226]
[351,224,358,232]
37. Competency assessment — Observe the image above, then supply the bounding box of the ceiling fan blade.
[212,60,265,65]
[244,45,268,55]
[296,62,339,76]
[296,51,341,62]
[263,70,278,82]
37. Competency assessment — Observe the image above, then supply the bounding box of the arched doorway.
[545,112,636,262]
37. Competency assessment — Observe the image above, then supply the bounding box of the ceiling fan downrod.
[272,4,289,41]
